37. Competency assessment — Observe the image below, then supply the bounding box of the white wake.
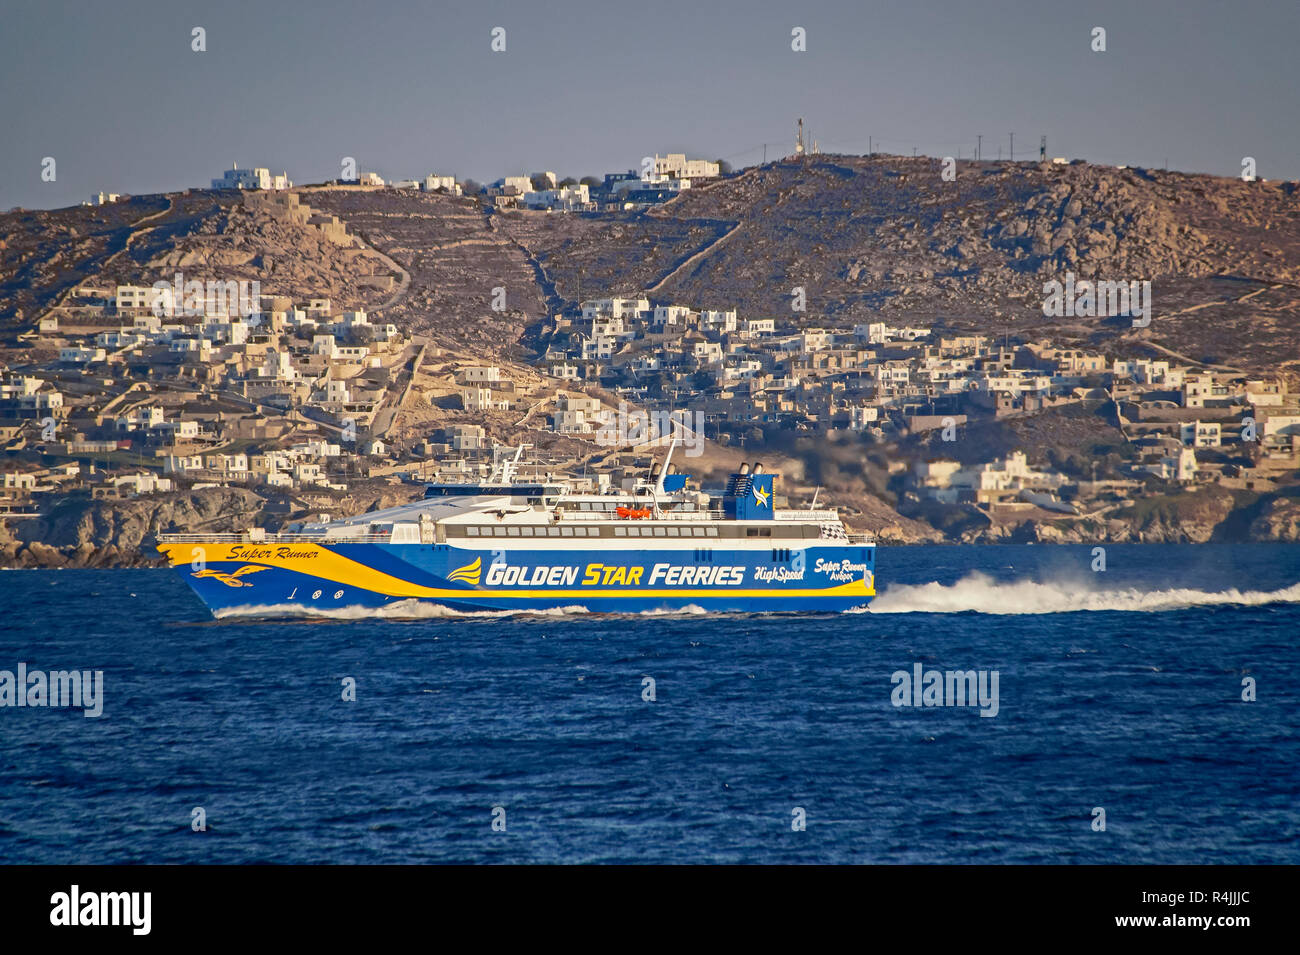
[212,600,591,621]
[868,572,1300,615]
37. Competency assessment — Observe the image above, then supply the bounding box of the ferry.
[155,445,876,616]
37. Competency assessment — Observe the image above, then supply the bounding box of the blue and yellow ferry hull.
[157,540,876,616]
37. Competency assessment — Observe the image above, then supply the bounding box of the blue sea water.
[0,543,1296,864]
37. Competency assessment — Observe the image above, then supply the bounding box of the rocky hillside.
[1,487,264,568]
[0,189,399,338]
[4,155,1300,564]
[5,155,1298,373]
[0,480,442,568]
[141,191,394,309]
[301,187,549,357]
[502,155,1300,377]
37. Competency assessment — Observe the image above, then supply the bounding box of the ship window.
[692,527,706,537]
[520,527,534,536]
[654,527,666,536]
[706,527,718,537]
[507,527,520,536]
[615,527,626,536]
[466,526,479,536]
[561,527,573,536]
[579,502,591,510]
[548,527,561,536]
[665,527,679,536]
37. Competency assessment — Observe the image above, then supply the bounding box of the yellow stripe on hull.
[157,541,875,600]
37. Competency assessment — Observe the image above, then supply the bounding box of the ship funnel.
[739,462,750,474]
[752,462,764,474]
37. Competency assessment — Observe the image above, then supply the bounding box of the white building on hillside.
[653,154,721,179]
[423,174,461,194]
[212,164,291,190]
[116,284,174,314]
[1180,421,1222,448]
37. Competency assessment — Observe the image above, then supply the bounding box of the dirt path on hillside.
[645,220,742,294]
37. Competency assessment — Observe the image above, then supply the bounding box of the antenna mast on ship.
[489,444,530,484]
[655,433,679,494]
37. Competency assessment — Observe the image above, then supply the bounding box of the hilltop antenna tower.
[1040,135,1047,162]
[795,118,805,158]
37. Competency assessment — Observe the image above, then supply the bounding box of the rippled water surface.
[1,543,1296,863]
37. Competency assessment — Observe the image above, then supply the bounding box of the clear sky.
[2,0,1297,210]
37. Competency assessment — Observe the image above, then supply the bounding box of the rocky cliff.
[1,487,264,568]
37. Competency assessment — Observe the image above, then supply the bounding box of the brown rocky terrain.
[0,189,397,337]
[140,191,394,309]
[0,479,442,568]
[1,486,264,568]
[501,155,1300,378]
[3,155,1300,565]
[1,193,176,330]
[300,187,549,357]
[5,156,1297,373]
